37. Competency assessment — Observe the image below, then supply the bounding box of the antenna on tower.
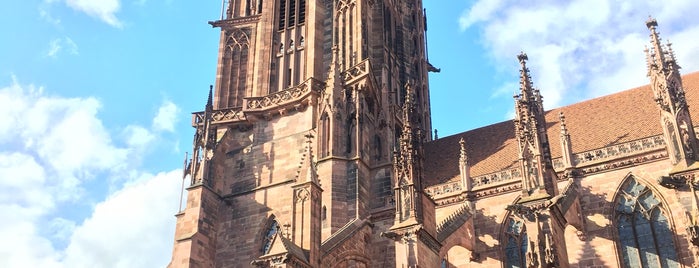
[424,8,440,73]
[220,0,228,20]
[179,152,189,213]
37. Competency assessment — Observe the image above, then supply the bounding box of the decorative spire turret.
[297,134,320,185]
[513,53,557,198]
[645,17,679,73]
[383,83,439,268]
[459,138,472,192]
[206,85,213,112]
[392,81,430,224]
[559,112,575,170]
[645,18,699,169]
[517,52,536,103]
[189,86,217,186]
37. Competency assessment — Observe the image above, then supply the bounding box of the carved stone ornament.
[296,188,310,203]
[658,175,687,189]
[688,225,699,246]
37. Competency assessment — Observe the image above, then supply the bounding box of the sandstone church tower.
[170,0,434,267]
[170,1,699,267]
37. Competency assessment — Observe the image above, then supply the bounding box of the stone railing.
[565,135,665,169]
[473,168,521,188]
[426,135,669,199]
[191,106,246,126]
[244,77,324,112]
[425,168,522,197]
[342,59,371,85]
[425,181,462,197]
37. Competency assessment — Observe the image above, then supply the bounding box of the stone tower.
[169,0,433,267]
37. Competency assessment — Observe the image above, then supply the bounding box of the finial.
[517,51,528,64]
[305,133,314,144]
[459,138,467,163]
[283,222,292,239]
[434,129,438,139]
[646,16,658,29]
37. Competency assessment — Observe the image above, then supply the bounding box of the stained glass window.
[615,177,679,268]
[261,220,279,254]
[504,218,528,268]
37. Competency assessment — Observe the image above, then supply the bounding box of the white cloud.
[46,37,79,58]
[40,0,122,28]
[458,0,504,30]
[65,0,122,28]
[62,170,180,268]
[152,100,180,133]
[125,125,156,148]
[47,39,62,58]
[459,0,699,110]
[0,77,180,268]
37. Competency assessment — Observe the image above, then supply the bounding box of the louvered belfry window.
[278,0,305,30]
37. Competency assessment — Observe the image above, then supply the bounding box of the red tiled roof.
[423,71,699,187]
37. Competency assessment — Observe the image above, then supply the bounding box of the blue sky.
[1,0,699,267]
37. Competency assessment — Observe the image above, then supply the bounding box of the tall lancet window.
[222,29,250,108]
[614,176,679,268]
[503,217,528,268]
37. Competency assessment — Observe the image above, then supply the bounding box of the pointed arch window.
[614,176,679,268]
[503,217,528,268]
[261,219,279,254]
[222,29,250,108]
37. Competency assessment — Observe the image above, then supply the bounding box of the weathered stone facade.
[169,1,699,267]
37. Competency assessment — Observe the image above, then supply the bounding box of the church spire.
[517,52,536,103]
[513,52,557,198]
[645,17,678,73]
[645,18,699,169]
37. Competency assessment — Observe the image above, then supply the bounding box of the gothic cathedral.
[169,1,699,267]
